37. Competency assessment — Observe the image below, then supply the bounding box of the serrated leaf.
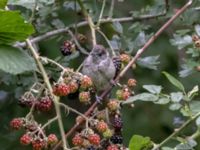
[129,135,153,150]
[0,45,36,74]
[123,93,158,104]
[170,34,192,49]
[143,85,162,94]
[154,98,170,105]
[8,0,54,10]
[0,0,7,9]
[137,55,160,70]
[170,92,183,102]
[195,24,200,37]
[188,86,199,98]
[163,71,185,91]
[0,10,34,44]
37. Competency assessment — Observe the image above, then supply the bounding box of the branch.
[26,39,70,150]
[16,12,168,48]
[52,0,193,149]
[152,112,200,150]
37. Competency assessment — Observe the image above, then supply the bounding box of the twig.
[16,14,168,48]
[41,116,58,130]
[26,39,70,150]
[152,111,200,150]
[96,0,106,27]
[52,0,193,149]
[67,30,89,55]
[108,0,115,18]
[76,0,96,46]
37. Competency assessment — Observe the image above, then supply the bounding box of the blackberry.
[60,40,75,56]
[113,116,123,130]
[100,139,109,149]
[110,135,123,144]
[112,57,121,78]
[87,146,96,150]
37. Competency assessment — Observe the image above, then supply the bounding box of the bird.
[82,44,121,95]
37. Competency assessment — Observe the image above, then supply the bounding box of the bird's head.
[90,45,108,61]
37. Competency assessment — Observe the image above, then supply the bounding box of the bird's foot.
[95,95,103,104]
[110,79,117,86]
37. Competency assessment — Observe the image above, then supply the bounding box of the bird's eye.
[98,53,102,56]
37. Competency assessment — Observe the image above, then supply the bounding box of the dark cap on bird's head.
[91,44,107,57]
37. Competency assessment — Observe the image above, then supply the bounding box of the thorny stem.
[52,1,193,149]
[41,116,58,130]
[26,39,69,150]
[76,0,96,46]
[152,111,200,150]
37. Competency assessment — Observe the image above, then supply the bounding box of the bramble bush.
[1,0,200,150]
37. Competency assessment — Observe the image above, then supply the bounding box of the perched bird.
[82,45,120,93]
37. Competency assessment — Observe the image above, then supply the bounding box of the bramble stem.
[26,39,69,150]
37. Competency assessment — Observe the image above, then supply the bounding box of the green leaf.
[189,101,200,115]
[143,85,162,94]
[112,21,123,34]
[170,92,183,102]
[195,24,200,37]
[129,135,153,150]
[162,71,185,91]
[170,34,192,50]
[137,55,160,70]
[0,0,7,9]
[154,98,170,105]
[0,45,37,74]
[196,116,200,127]
[0,10,34,44]
[162,147,174,150]
[175,143,193,150]
[8,0,55,10]
[123,93,158,104]
[169,103,182,111]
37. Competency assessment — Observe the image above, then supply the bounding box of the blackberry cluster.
[112,56,122,78]
[60,40,75,56]
[110,134,123,144]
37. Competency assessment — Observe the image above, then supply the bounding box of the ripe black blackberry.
[113,116,123,131]
[112,56,122,78]
[100,139,110,149]
[87,146,96,150]
[110,134,123,144]
[60,40,75,56]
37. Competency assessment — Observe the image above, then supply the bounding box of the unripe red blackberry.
[68,81,79,93]
[60,40,76,56]
[96,111,106,121]
[53,83,70,96]
[88,134,100,146]
[127,78,137,87]
[196,66,200,71]
[120,54,131,64]
[121,88,131,100]
[20,134,32,145]
[48,134,58,145]
[107,100,119,112]
[32,140,46,150]
[96,120,108,133]
[107,144,119,150]
[37,96,52,112]
[18,96,36,108]
[79,91,91,103]
[10,118,24,130]
[192,34,199,42]
[72,134,84,146]
[195,40,200,48]
[80,75,93,90]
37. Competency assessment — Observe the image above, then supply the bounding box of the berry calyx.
[10,118,24,130]
[72,134,84,146]
[107,144,119,150]
[96,120,108,133]
[37,96,52,112]
[80,75,93,90]
[53,83,70,96]
[88,134,100,146]
[79,91,91,103]
[48,134,58,145]
[20,134,32,145]
[107,100,119,112]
